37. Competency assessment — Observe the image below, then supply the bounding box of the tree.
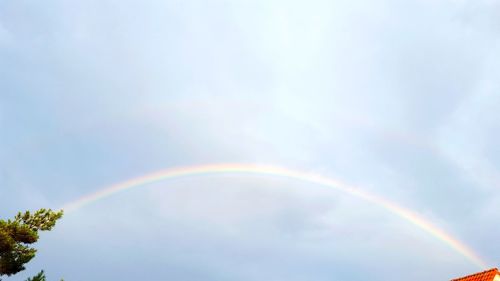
[0,209,63,281]
[25,271,47,281]
[24,270,63,281]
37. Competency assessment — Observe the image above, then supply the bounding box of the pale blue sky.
[1,0,500,280]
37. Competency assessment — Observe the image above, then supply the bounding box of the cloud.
[2,0,500,279]
[34,175,474,281]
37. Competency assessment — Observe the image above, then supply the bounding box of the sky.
[1,0,500,280]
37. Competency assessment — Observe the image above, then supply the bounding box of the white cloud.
[3,0,500,279]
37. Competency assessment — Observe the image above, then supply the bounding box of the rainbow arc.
[62,163,488,268]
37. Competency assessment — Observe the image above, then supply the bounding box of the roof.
[451,268,499,281]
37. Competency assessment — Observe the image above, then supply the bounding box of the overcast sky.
[1,0,500,280]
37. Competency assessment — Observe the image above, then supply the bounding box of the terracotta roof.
[451,268,499,281]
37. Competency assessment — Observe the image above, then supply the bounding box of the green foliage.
[25,270,46,281]
[0,209,63,278]
[23,270,64,281]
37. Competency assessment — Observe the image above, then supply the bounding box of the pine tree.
[0,209,63,281]
[25,270,46,281]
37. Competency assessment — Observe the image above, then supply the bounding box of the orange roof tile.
[451,268,499,281]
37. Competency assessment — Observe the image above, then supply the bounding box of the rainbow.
[62,163,487,268]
